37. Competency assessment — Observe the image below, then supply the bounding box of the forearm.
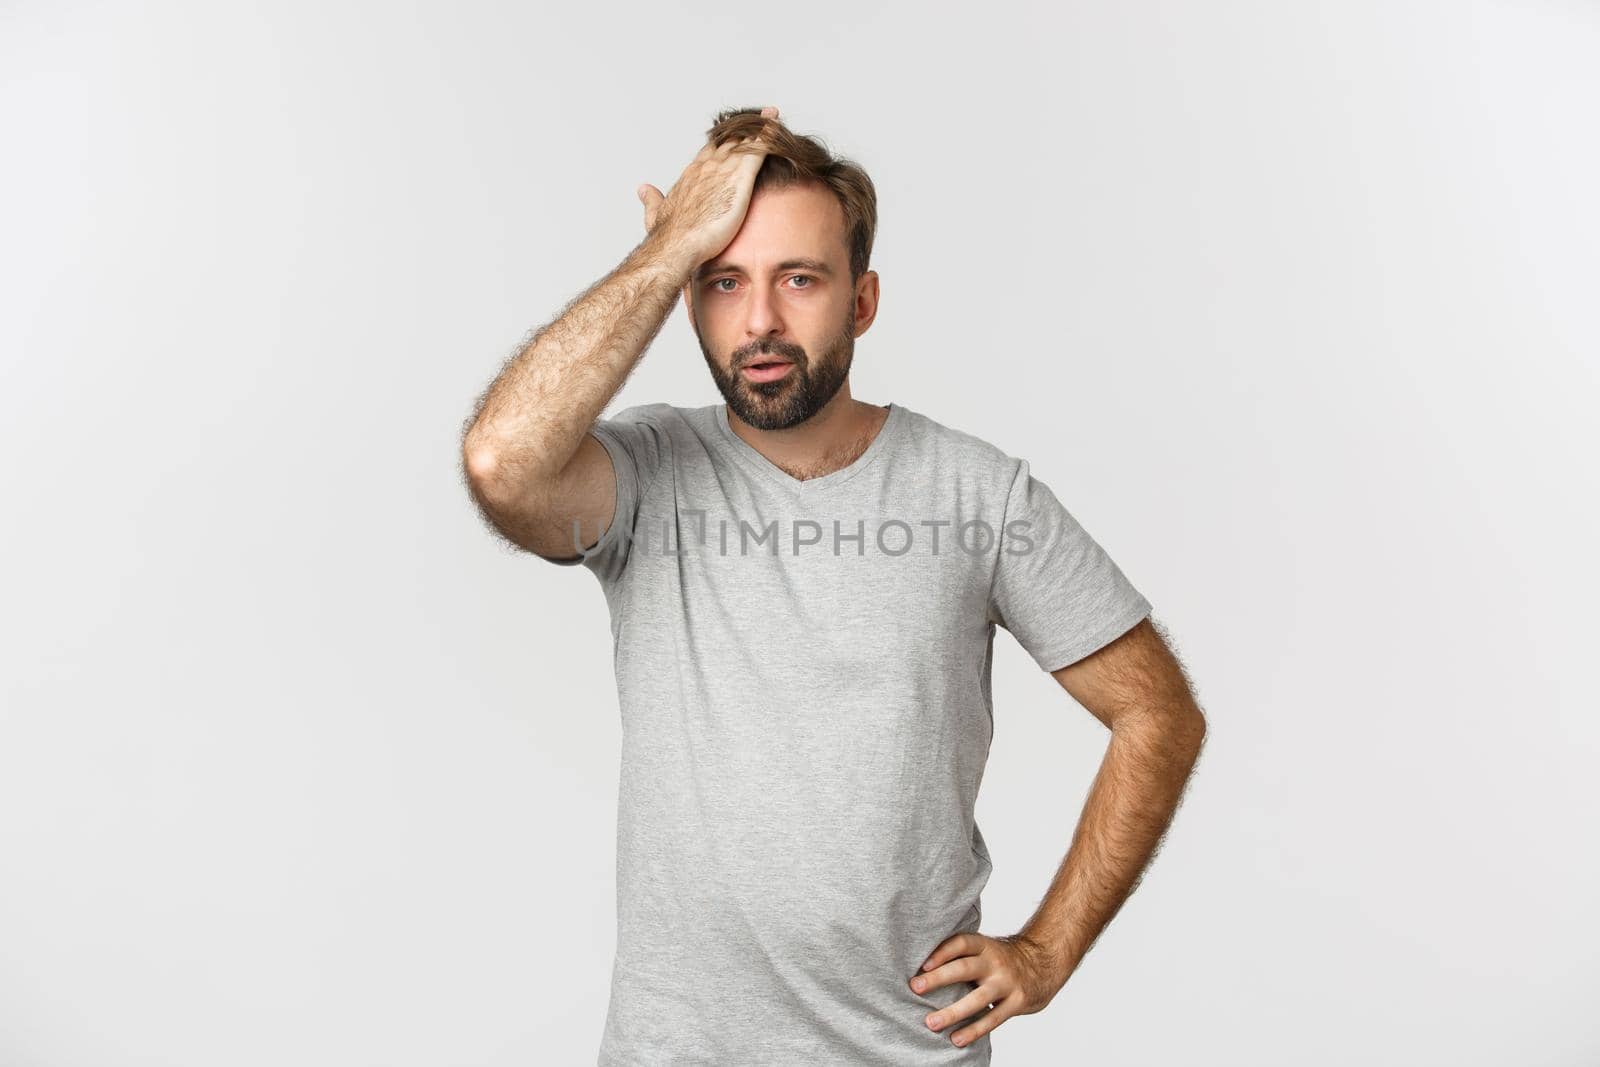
[1016,709,1205,984]
[462,232,696,500]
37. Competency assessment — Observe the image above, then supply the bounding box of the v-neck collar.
[713,401,905,492]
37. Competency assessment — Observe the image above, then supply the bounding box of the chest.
[620,485,1000,673]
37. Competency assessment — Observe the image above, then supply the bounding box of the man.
[461,105,1207,1064]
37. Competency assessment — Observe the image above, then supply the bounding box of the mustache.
[735,345,806,368]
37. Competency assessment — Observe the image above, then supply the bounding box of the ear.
[852,270,881,335]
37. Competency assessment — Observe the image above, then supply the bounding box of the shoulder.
[605,400,688,428]
[595,401,704,447]
[893,403,1026,484]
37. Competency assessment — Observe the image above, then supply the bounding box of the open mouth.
[742,359,796,382]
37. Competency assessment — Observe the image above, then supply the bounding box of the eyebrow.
[694,257,835,281]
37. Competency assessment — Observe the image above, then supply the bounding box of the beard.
[697,306,856,431]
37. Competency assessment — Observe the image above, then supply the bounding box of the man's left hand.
[908,930,1067,1048]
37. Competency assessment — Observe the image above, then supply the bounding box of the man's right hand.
[462,107,782,563]
[636,105,779,268]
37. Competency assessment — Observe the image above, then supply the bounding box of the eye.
[708,275,816,294]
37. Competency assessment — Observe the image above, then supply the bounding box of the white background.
[3,1,1596,1063]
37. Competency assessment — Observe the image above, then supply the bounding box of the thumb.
[637,183,665,230]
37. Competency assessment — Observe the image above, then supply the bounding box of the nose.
[743,280,784,340]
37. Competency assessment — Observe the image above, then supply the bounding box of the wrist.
[637,229,701,282]
[1012,927,1079,988]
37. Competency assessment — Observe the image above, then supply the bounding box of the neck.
[725,389,890,482]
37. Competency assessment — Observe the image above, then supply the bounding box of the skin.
[459,113,786,557]
[462,104,1208,1050]
[909,617,1206,1048]
[460,105,889,558]
[666,180,886,477]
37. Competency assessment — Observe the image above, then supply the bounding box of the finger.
[732,127,772,151]
[909,953,982,995]
[920,933,979,974]
[637,184,663,229]
[925,984,1001,1034]
[947,994,1019,1049]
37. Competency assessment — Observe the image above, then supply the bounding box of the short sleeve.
[986,458,1152,672]
[541,403,670,583]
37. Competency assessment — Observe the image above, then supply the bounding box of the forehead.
[695,183,847,278]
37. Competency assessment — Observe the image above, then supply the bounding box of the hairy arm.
[908,616,1207,1048]
[1016,617,1207,983]
[459,233,695,555]
[460,122,775,557]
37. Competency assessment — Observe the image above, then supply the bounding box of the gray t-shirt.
[546,400,1151,1065]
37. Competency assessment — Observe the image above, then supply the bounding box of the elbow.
[461,438,556,517]
[463,439,501,492]
[1178,706,1207,761]
[1136,699,1205,758]
[462,437,524,514]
